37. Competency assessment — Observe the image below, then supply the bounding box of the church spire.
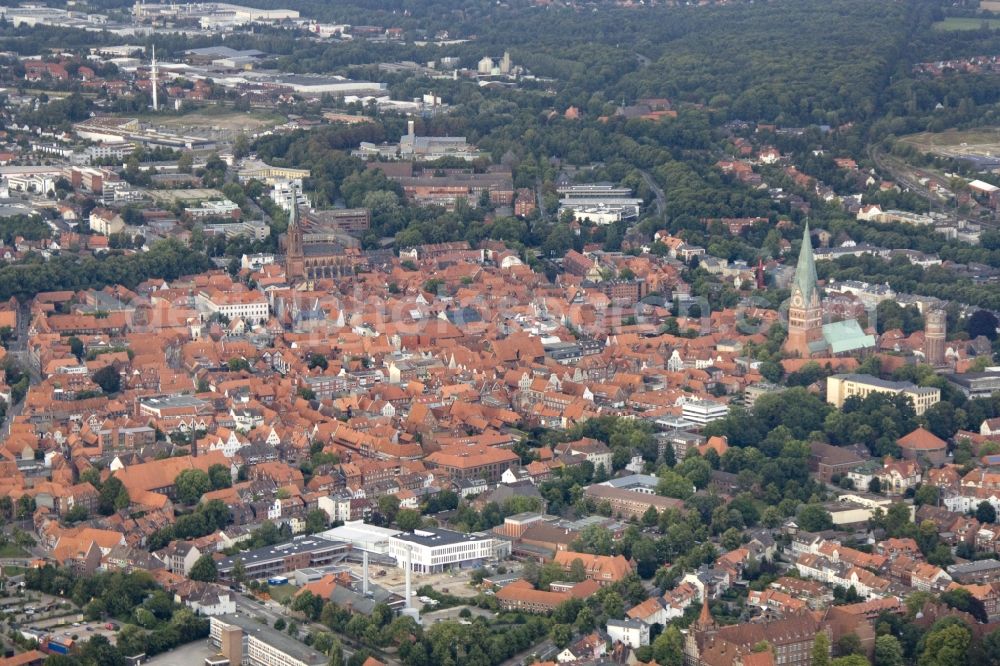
[285,198,304,281]
[793,221,817,303]
[696,594,715,630]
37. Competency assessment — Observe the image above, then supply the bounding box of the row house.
[795,553,891,599]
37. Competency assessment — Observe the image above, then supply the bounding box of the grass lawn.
[266,584,296,604]
[932,17,1000,31]
[0,544,30,558]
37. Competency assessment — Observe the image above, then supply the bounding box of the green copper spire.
[794,221,817,303]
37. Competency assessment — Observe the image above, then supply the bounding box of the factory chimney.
[151,44,159,111]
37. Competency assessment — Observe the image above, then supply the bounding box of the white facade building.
[680,399,729,426]
[387,528,494,573]
[196,289,269,324]
[607,619,650,648]
[271,178,309,213]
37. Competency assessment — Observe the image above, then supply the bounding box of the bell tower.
[784,222,824,357]
[285,201,305,282]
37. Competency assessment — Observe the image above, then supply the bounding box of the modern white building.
[271,178,309,213]
[318,520,400,556]
[680,399,729,426]
[557,184,643,225]
[386,528,494,573]
[185,199,241,219]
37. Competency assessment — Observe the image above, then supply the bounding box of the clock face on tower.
[791,293,803,308]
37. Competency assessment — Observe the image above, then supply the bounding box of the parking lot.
[42,619,120,646]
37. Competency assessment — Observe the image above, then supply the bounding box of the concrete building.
[681,399,729,426]
[270,179,308,214]
[946,371,1000,398]
[557,184,643,225]
[826,374,940,416]
[386,528,494,573]
[216,535,349,580]
[317,520,400,556]
[210,615,327,666]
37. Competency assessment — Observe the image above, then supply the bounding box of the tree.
[377,495,400,524]
[98,476,129,515]
[306,510,328,534]
[651,626,683,666]
[189,554,218,582]
[64,504,89,523]
[657,469,694,499]
[328,638,345,666]
[797,504,833,532]
[551,623,572,649]
[918,622,971,666]
[983,628,1000,666]
[175,469,212,504]
[968,310,999,341]
[914,485,940,507]
[92,364,121,394]
[874,635,904,666]
[836,633,863,657]
[208,464,232,490]
[396,509,422,532]
[977,500,997,524]
[830,658,869,666]
[68,336,84,361]
[812,632,830,666]
[231,557,246,584]
[177,152,194,174]
[308,353,329,370]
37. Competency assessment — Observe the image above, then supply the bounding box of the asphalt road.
[639,169,666,221]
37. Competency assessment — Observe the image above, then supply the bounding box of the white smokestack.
[404,545,412,608]
[151,44,159,112]
[363,550,369,596]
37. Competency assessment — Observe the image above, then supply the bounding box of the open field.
[899,128,1000,166]
[266,584,296,604]
[0,544,29,558]
[932,17,1000,31]
[139,108,285,133]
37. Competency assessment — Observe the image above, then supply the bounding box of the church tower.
[783,222,825,358]
[683,595,716,666]
[285,201,305,282]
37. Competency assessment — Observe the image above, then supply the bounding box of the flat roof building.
[826,373,940,415]
[681,399,729,426]
[317,521,400,555]
[210,615,327,666]
[387,528,494,574]
[217,535,349,581]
